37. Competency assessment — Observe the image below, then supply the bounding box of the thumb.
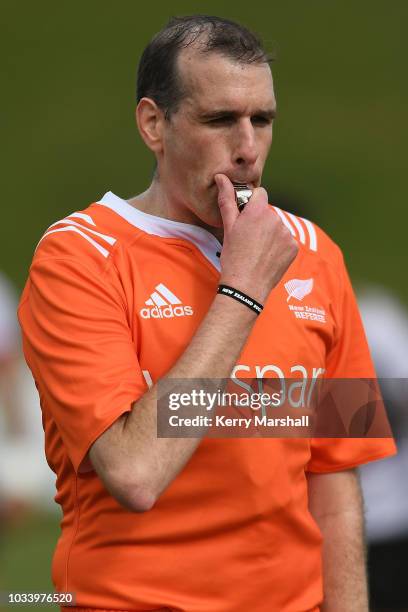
[215,174,239,233]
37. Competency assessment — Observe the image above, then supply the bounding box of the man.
[18,15,396,612]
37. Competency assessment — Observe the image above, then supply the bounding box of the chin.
[210,216,224,229]
[188,197,220,228]
[200,206,223,229]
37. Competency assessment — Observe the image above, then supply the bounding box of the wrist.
[217,284,263,316]
[219,276,268,305]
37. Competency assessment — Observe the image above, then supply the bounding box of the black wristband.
[217,284,263,315]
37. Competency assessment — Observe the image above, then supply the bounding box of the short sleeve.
[18,257,148,473]
[307,253,397,472]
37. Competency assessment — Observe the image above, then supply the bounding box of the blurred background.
[1,0,407,610]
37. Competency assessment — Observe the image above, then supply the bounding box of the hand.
[215,173,299,304]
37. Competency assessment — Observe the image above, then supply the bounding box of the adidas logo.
[140,283,194,319]
[285,278,314,302]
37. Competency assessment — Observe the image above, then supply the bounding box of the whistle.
[232,182,253,212]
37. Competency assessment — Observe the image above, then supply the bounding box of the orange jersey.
[18,191,396,612]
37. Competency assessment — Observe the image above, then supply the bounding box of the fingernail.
[214,174,223,187]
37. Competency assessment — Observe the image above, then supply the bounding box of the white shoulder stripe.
[301,217,317,251]
[36,214,117,258]
[273,206,318,251]
[67,212,96,226]
[46,218,116,245]
[272,206,296,237]
[38,226,110,258]
[286,212,306,245]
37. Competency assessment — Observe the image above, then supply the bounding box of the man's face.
[159,49,276,228]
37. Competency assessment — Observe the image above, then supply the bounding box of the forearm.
[307,470,369,612]
[90,292,258,510]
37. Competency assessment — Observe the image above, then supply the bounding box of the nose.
[233,119,259,166]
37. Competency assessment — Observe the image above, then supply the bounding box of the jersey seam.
[29,256,128,315]
[91,202,221,271]
[65,472,81,593]
[314,245,343,277]
[32,229,219,280]
[32,251,118,284]
[122,227,221,276]
[301,228,345,279]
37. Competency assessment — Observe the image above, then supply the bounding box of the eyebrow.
[199,108,277,121]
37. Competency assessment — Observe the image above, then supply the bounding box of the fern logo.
[284,278,314,302]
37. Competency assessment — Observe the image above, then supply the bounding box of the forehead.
[177,49,275,113]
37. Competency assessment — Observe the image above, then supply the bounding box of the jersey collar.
[96,191,222,272]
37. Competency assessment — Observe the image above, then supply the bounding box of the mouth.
[211,177,259,190]
[210,176,256,213]
[231,175,258,188]
[232,180,253,190]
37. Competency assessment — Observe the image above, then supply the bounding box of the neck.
[127,178,224,243]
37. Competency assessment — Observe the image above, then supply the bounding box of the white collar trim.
[96,191,222,271]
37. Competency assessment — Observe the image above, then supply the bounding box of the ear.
[136,97,165,154]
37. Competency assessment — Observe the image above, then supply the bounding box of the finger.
[243,186,269,211]
[214,174,239,233]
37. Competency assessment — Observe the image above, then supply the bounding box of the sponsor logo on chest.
[140,283,194,319]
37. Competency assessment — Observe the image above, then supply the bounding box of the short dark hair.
[137,15,272,119]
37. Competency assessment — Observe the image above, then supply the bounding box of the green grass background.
[2,0,407,300]
[1,0,407,603]
[0,511,59,610]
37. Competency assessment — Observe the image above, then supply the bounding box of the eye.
[207,116,235,125]
[251,116,272,126]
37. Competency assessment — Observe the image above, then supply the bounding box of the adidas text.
[140,305,194,319]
